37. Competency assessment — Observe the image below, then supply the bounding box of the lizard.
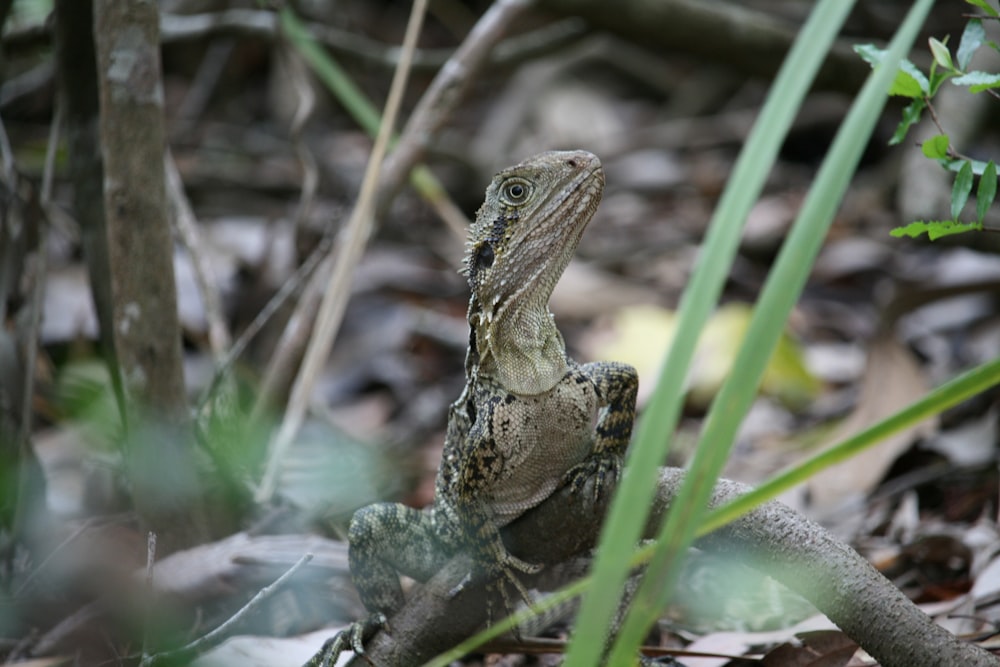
[308,150,638,666]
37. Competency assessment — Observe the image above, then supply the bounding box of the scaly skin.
[307,151,638,666]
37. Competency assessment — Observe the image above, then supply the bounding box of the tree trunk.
[92,0,210,552]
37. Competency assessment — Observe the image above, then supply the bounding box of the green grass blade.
[279,8,453,216]
[701,354,1000,535]
[607,0,936,659]
[563,1,860,664]
[279,9,382,135]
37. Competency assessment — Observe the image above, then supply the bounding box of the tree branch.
[536,0,871,94]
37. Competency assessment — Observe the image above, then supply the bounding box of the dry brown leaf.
[680,614,839,667]
[804,333,937,513]
[761,629,860,667]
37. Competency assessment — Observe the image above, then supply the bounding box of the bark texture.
[92,0,209,550]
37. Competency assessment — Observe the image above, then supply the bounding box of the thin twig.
[281,40,320,235]
[14,518,97,597]
[376,0,536,212]
[3,10,586,74]
[199,231,331,417]
[8,100,57,541]
[155,9,585,71]
[256,0,429,502]
[141,553,314,667]
[141,531,157,663]
[165,149,232,360]
[171,37,235,137]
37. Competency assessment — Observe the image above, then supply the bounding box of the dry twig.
[256,0,430,502]
[140,553,314,667]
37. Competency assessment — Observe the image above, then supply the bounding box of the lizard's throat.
[472,301,568,396]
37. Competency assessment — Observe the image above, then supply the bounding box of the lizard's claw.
[303,612,387,667]
[483,548,543,641]
[564,453,621,502]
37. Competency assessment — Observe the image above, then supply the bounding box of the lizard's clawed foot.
[483,552,543,640]
[564,452,621,501]
[304,612,387,667]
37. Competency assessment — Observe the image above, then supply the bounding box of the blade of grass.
[607,0,935,659]
[279,8,467,237]
[700,353,1000,535]
[563,1,859,663]
[257,1,427,502]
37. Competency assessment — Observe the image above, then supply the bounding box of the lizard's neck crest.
[463,150,604,395]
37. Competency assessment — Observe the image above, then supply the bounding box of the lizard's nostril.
[566,159,577,168]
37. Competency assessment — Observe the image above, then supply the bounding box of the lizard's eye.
[501,178,531,205]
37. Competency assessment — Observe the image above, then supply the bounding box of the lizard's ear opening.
[467,242,495,283]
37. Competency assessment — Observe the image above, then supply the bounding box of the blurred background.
[1,0,999,665]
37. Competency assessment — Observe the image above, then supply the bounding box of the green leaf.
[957,19,985,70]
[853,43,883,66]
[929,37,953,70]
[854,44,929,97]
[892,65,930,97]
[952,70,1000,92]
[938,156,993,175]
[977,160,997,223]
[921,133,950,158]
[890,98,926,145]
[929,68,956,96]
[890,220,983,240]
[965,0,999,17]
[952,161,975,219]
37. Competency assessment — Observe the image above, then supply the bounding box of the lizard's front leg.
[434,497,542,631]
[566,360,639,497]
[306,502,445,666]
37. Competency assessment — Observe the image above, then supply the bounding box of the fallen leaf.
[586,303,820,409]
[804,333,936,513]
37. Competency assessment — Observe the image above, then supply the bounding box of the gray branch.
[536,0,871,94]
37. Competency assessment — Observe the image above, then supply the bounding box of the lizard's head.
[462,150,604,394]
[464,150,604,315]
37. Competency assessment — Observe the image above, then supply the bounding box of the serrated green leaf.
[977,160,997,223]
[891,69,927,97]
[891,98,926,145]
[929,37,953,70]
[952,161,974,219]
[965,0,999,17]
[952,70,1000,92]
[854,45,929,97]
[889,221,936,238]
[921,133,950,159]
[930,220,984,239]
[890,220,983,240]
[899,59,931,95]
[853,43,884,66]
[957,19,985,70]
